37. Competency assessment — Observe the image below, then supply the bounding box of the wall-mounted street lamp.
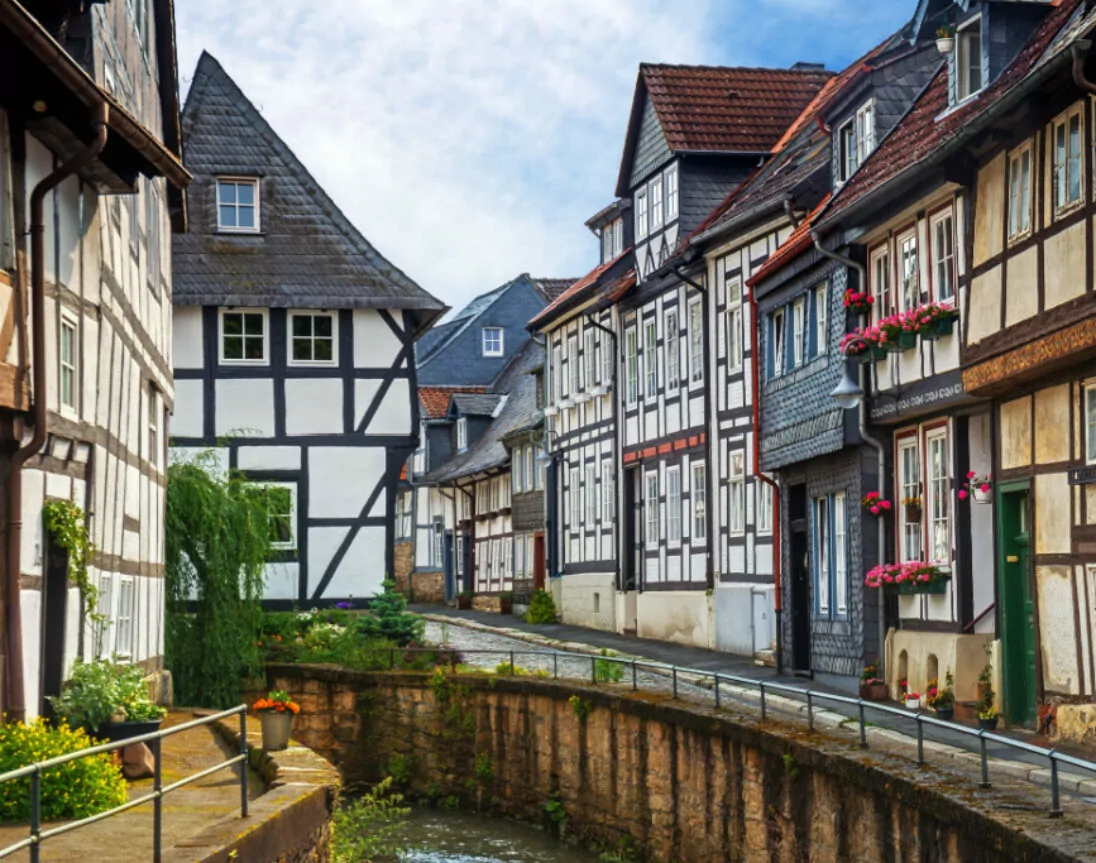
[830,335,869,410]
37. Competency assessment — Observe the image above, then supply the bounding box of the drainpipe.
[671,265,715,592]
[584,313,622,591]
[1071,41,1095,94]
[454,482,475,595]
[811,230,888,670]
[5,103,109,722]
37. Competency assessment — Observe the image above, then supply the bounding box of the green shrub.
[48,659,165,732]
[525,589,558,624]
[595,649,624,684]
[331,777,410,863]
[0,720,127,822]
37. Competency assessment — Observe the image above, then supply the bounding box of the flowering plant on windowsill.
[863,561,947,589]
[839,331,873,356]
[844,289,874,316]
[959,471,992,502]
[861,491,892,516]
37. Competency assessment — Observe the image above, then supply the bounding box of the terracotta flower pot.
[260,711,293,751]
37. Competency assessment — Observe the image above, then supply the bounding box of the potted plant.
[904,691,922,711]
[927,670,956,721]
[859,665,888,701]
[903,496,923,522]
[253,690,300,751]
[936,24,956,55]
[876,315,905,353]
[48,659,167,742]
[844,289,874,317]
[914,301,959,341]
[840,331,874,365]
[456,589,474,610]
[895,562,950,595]
[977,655,998,730]
[959,471,993,504]
[861,491,892,517]
[499,591,514,615]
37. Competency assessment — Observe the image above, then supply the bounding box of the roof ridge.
[418,274,533,369]
[639,62,832,75]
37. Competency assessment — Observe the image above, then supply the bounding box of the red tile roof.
[641,64,834,155]
[420,386,487,419]
[821,0,1084,226]
[528,249,631,329]
[747,195,831,287]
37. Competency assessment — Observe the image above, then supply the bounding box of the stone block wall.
[394,541,413,595]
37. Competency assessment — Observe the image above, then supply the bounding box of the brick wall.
[412,571,445,604]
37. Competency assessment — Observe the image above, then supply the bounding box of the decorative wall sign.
[1068,465,1096,486]
[869,372,965,423]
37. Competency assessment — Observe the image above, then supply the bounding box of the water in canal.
[393,809,604,862]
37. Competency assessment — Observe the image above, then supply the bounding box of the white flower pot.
[972,487,992,504]
[936,37,954,55]
[904,698,920,711]
[260,711,293,751]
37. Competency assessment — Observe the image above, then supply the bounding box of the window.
[665,309,680,392]
[838,122,857,183]
[571,468,581,527]
[1009,145,1033,240]
[585,328,597,390]
[586,465,598,524]
[1086,383,1096,464]
[812,284,827,358]
[729,451,745,535]
[148,385,159,468]
[568,335,580,396]
[515,534,525,580]
[635,189,648,240]
[898,436,922,562]
[526,446,534,492]
[115,578,135,658]
[930,210,956,303]
[791,298,805,368]
[815,497,830,616]
[96,575,113,657]
[128,192,140,259]
[220,309,267,364]
[625,326,638,405]
[397,493,412,539]
[692,462,706,541]
[261,483,296,551]
[433,521,444,568]
[602,225,613,264]
[926,428,951,564]
[457,418,468,451]
[856,101,875,166]
[645,320,658,398]
[726,275,743,372]
[483,327,504,357]
[757,482,773,535]
[602,331,614,384]
[216,177,260,232]
[771,308,786,376]
[834,493,847,616]
[146,182,161,295]
[60,315,77,411]
[666,466,682,544]
[602,459,614,523]
[613,219,624,256]
[898,231,919,312]
[957,17,983,101]
[645,471,659,547]
[551,345,561,405]
[870,245,891,321]
[664,165,678,221]
[289,311,337,364]
[688,297,704,385]
[649,176,663,231]
[1053,106,1084,215]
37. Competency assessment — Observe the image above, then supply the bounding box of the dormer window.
[956,17,983,101]
[613,219,623,256]
[601,218,624,264]
[217,177,260,232]
[635,190,648,240]
[649,176,663,231]
[838,101,875,183]
[665,165,678,222]
[456,417,468,451]
[482,327,503,357]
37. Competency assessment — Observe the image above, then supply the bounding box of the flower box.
[898,330,918,351]
[898,577,950,596]
[858,682,888,701]
[99,719,162,744]
[871,345,889,362]
[922,315,957,341]
[904,697,921,710]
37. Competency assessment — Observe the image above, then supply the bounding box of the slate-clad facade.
[171,52,445,607]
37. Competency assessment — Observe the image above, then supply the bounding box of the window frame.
[869,243,892,323]
[568,334,580,397]
[115,576,135,659]
[146,180,161,296]
[897,429,923,563]
[601,330,614,385]
[729,451,746,536]
[956,15,984,102]
[586,465,598,525]
[288,310,338,366]
[757,481,773,536]
[59,312,78,414]
[219,308,269,366]
[692,462,706,541]
[834,492,848,617]
[771,307,786,377]
[261,481,298,552]
[602,458,614,524]
[815,496,831,617]
[928,206,957,304]
[1085,380,1096,465]
[791,297,805,369]
[855,100,875,166]
[216,176,261,233]
[812,283,828,359]
[1053,103,1085,217]
[896,227,920,313]
[688,295,704,387]
[482,326,504,357]
[666,465,682,546]
[584,327,598,391]
[649,175,664,232]
[635,189,649,240]
[645,470,660,550]
[625,325,639,406]
[665,307,680,393]
[1008,143,1033,242]
[148,384,159,469]
[923,422,952,566]
[838,120,857,183]
[645,319,659,399]
[664,164,679,222]
[726,273,743,373]
[456,417,468,451]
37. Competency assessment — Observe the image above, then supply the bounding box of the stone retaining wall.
[262,663,1094,862]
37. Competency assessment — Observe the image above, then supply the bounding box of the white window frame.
[219,308,269,366]
[568,334,580,397]
[692,462,706,541]
[688,296,704,387]
[726,275,743,373]
[771,308,786,376]
[930,208,956,304]
[1053,104,1085,217]
[645,319,658,399]
[664,164,678,222]
[1008,143,1033,242]
[115,577,135,659]
[526,446,535,492]
[216,176,260,233]
[601,330,613,385]
[838,120,857,183]
[585,328,598,390]
[59,313,78,413]
[262,481,298,552]
[870,244,891,323]
[834,492,848,617]
[613,218,624,256]
[897,229,919,313]
[813,284,827,358]
[666,465,682,545]
[925,425,952,565]
[816,497,831,617]
[148,384,159,469]
[791,298,805,369]
[288,310,338,366]
[645,470,660,549]
[625,326,639,406]
[96,574,113,657]
[551,344,562,405]
[483,327,504,357]
[649,176,664,232]
[586,465,598,524]
[757,481,773,535]
[602,458,614,523]
[146,181,161,295]
[665,308,680,393]
[956,16,984,102]
[729,451,745,536]
[1085,381,1096,465]
[635,189,649,240]
[570,467,581,530]
[898,435,922,563]
[855,100,875,166]
[456,417,468,451]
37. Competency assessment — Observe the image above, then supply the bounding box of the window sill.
[575,393,593,404]
[219,359,271,367]
[215,229,264,237]
[544,406,559,417]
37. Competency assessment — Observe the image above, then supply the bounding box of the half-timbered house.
[0,0,190,718]
[171,52,445,608]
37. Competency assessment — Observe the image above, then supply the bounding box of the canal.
[393,809,605,862]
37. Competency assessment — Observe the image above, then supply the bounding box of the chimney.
[791,62,826,71]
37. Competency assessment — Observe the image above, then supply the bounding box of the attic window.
[457,417,468,451]
[483,327,504,357]
[217,177,260,232]
[956,17,983,102]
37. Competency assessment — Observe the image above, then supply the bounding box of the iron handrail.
[392,645,1096,817]
[0,704,249,862]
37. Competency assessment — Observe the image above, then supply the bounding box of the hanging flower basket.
[844,289,874,317]
[959,471,992,504]
[936,36,955,54]
[903,497,922,522]
[861,491,892,517]
[912,302,959,341]
[871,344,889,362]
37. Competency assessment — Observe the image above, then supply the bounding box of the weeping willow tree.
[165,450,281,707]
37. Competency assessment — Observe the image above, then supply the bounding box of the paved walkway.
[0,712,262,862]
[415,604,1096,804]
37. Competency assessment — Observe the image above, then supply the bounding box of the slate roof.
[531,277,577,302]
[419,386,487,420]
[747,195,832,287]
[450,393,504,417]
[819,0,1089,228]
[174,52,445,322]
[528,249,631,330]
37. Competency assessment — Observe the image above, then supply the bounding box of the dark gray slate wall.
[629,96,673,189]
[679,158,754,238]
[512,491,545,532]
[426,425,452,473]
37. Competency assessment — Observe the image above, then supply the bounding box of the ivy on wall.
[42,499,102,631]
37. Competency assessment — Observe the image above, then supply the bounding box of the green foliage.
[165,451,276,707]
[474,751,494,785]
[388,752,413,786]
[544,790,567,835]
[331,777,410,863]
[0,719,127,822]
[978,648,996,716]
[569,695,592,724]
[42,500,102,630]
[525,589,558,624]
[595,649,624,684]
[598,835,639,863]
[360,579,424,646]
[48,659,165,732]
[443,794,460,810]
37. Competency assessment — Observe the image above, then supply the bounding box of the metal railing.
[391,645,1096,818]
[0,705,249,862]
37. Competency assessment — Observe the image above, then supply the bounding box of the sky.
[175,1,912,316]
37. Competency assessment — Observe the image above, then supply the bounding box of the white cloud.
[176,0,717,313]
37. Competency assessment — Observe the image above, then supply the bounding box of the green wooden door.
[998,484,1036,726]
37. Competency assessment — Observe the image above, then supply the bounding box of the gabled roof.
[529,249,631,330]
[419,386,487,420]
[174,52,445,325]
[615,64,833,196]
[531,277,578,302]
[450,393,504,417]
[819,0,1088,228]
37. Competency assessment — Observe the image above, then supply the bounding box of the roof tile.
[419,386,487,419]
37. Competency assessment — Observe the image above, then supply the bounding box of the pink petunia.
[958,490,967,500]
[880,500,891,510]
[870,505,880,515]
[980,483,990,493]
[967,470,976,479]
